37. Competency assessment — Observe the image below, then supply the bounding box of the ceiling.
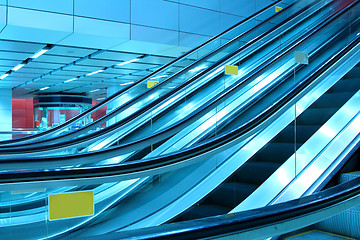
[0,38,180,100]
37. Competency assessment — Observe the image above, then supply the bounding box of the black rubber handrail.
[0,9,359,183]
[77,176,360,240]
[0,0,288,146]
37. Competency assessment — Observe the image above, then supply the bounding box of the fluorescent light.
[31,49,48,59]
[150,75,168,80]
[12,63,25,71]
[97,97,106,101]
[87,69,104,76]
[89,89,100,93]
[40,86,49,91]
[0,73,9,79]
[120,81,134,86]
[117,58,140,66]
[64,77,77,83]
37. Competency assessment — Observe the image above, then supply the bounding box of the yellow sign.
[49,191,94,220]
[225,65,238,75]
[147,80,159,88]
[275,6,283,12]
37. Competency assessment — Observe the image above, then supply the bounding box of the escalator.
[1,0,360,239]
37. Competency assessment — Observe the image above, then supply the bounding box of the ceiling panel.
[17,67,51,75]
[80,58,119,67]
[35,55,79,64]
[5,75,33,81]
[103,68,135,75]
[94,51,140,61]
[0,66,9,72]
[0,40,44,53]
[25,61,64,69]
[63,64,103,72]
[141,55,174,65]
[39,75,71,81]
[50,70,85,77]
[0,51,32,60]
[10,72,41,78]
[47,46,96,58]
[0,59,23,68]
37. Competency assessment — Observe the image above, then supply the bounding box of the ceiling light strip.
[89,89,100,93]
[87,69,104,76]
[0,73,9,80]
[117,58,140,66]
[12,63,25,72]
[30,49,48,59]
[64,77,78,83]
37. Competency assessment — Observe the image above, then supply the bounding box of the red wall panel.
[12,99,33,129]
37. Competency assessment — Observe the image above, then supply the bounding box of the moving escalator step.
[327,78,360,94]
[256,142,300,164]
[233,161,281,185]
[274,125,320,144]
[296,108,339,125]
[176,204,230,221]
[310,92,355,109]
[343,66,360,79]
[205,182,258,209]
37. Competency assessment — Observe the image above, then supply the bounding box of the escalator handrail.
[0,0,288,146]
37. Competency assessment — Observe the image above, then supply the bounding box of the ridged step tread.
[233,161,281,185]
[272,125,320,144]
[205,182,258,209]
[256,142,300,163]
[327,78,360,93]
[296,108,338,125]
[176,204,230,221]
[310,92,353,109]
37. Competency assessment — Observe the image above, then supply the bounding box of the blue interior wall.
[0,0,275,49]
